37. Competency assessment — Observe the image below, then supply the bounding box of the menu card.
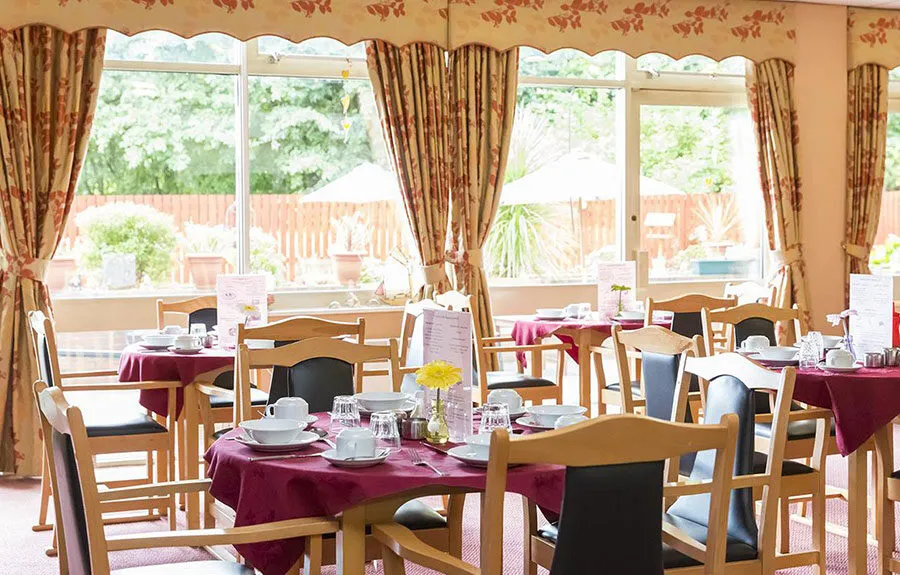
[597,261,636,318]
[848,273,894,356]
[422,307,473,442]
[216,274,268,348]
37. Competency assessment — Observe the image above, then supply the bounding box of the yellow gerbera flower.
[415,360,462,391]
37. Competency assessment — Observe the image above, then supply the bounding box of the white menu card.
[422,307,473,442]
[216,274,268,348]
[597,261,637,318]
[848,273,894,356]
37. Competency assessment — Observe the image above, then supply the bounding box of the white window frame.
[100,39,759,288]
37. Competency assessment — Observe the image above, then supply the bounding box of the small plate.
[358,400,417,416]
[816,361,863,374]
[515,416,555,430]
[139,343,171,351]
[321,448,390,468]
[446,446,489,468]
[754,357,799,368]
[534,315,566,321]
[168,346,203,355]
[234,431,320,453]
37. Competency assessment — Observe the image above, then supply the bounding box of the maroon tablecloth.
[511,317,663,366]
[118,344,234,418]
[205,414,564,575]
[793,366,900,456]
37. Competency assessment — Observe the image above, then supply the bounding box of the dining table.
[205,413,565,575]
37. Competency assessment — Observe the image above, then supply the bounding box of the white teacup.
[265,397,309,425]
[238,419,302,445]
[554,414,589,429]
[825,348,854,368]
[465,434,491,459]
[487,389,523,415]
[336,428,376,459]
[163,325,185,335]
[741,335,771,352]
[173,334,200,349]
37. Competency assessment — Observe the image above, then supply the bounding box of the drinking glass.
[330,395,360,434]
[370,411,401,450]
[798,338,819,369]
[478,403,511,434]
[806,331,824,360]
[190,323,207,336]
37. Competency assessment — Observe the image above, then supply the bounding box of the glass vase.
[425,393,449,445]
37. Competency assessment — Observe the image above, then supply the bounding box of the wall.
[794,4,848,334]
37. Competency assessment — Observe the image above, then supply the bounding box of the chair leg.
[303,534,324,575]
[812,484,827,575]
[523,498,538,575]
[591,352,607,415]
[447,494,465,558]
[33,454,53,532]
[778,497,790,554]
[380,544,407,575]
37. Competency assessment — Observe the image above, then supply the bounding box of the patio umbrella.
[500,153,684,204]
[300,162,400,203]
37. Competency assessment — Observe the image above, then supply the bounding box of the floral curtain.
[845,64,888,302]
[0,27,105,475]
[366,41,453,299]
[746,58,809,342]
[448,45,518,346]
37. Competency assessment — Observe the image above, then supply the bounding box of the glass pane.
[639,106,762,281]
[518,48,618,80]
[489,86,621,283]
[872,112,900,272]
[637,53,745,75]
[248,76,407,289]
[105,30,237,64]
[52,71,237,295]
[257,37,367,59]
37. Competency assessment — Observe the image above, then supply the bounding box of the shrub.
[182,222,234,254]
[76,203,177,283]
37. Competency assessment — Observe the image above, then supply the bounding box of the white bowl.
[464,434,491,458]
[354,392,413,412]
[536,308,566,319]
[526,405,587,428]
[756,346,798,361]
[821,335,843,349]
[554,414,589,429]
[616,310,644,320]
[142,334,175,346]
[238,419,302,445]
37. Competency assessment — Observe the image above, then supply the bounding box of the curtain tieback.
[0,253,51,282]
[770,246,803,269]
[420,262,447,284]
[842,242,870,261]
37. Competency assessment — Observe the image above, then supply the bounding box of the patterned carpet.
[0,452,888,574]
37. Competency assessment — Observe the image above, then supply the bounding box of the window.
[872,111,900,272]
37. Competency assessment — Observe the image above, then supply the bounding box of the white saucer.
[816,361,863,374]
[140,343,171,351]
[321,448,390,468]
[358,400,417,415]
[447,446,489,468]
[534,315,566,321]
[515,416,555,430]
[233,431,319,453]
[168,346,203,355]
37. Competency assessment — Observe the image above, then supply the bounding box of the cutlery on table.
[248,452,325,462]
[406,448,445,477]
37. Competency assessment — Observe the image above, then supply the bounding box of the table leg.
[875,425,895,575]
[577,330,592,412]
[183,383,200,530]
[847,445,869,575]
[336,505,366,575]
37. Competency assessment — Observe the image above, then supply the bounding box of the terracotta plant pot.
[47,257,77,291]
[331,252,365,286]
[186,254,227,289]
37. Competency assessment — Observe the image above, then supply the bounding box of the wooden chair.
[374,412,738,575]
[873,423,900,574]
[701,302,803,355]
[670,352,827,573]
[156,295,218,331]
[645,294,737,340]
[436,291,569,406]
[33,381,336,575]
[231,337,463,566]
[28,311,179,544]
[397,299,441,394]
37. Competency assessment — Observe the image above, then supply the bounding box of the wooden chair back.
[156,295,217,330]
[482,413,738,575]
[724,282,777,306]
[28,310,63,390]
[398,299,441,368]
[702,303,803,355]
[644,293,736,340]
[234,337,400,423]
[34,381,114,575]
[671,352,796,573]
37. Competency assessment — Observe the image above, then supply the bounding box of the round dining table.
[205,414,565,575]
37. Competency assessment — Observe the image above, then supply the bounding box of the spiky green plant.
[486,203,577,279]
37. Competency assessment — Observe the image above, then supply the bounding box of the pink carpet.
[1,452,892,574]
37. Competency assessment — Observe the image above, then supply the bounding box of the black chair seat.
[755,418,836,441]
[890,469,900,480]
[662,513,759,568]
[604,380,643,396]
[114,561,254,574]
[209,387,269,409]
[323,500,447,539]
[752,452,814,476]
[83,409,167,438]
[486,371,556,390]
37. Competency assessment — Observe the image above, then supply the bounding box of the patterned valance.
[849,7,900,70]
[4,0,797,63]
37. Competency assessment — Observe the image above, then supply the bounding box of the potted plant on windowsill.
[182,223,233,290]
[329,213,371,286]
[689,193,750,276]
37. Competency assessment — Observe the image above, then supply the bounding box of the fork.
[406,448,445,477]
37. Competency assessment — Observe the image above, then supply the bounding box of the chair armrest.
[398,366,420,375]
[105,517,339,551]
[664,478,714,498]
[482,343,570,354]
[372,523,478,575]
[60,380,180,392]
[482,336,514,344]
[755,407,831,424]
[60,370,119,379]
[97,479,212,502]
[194,384,233,399]
[662,522,707,563]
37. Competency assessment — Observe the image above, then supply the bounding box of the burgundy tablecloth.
[205,414,564,575]
[511,318,662,366]
[793,366,900,456]
[119,344,235,418]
